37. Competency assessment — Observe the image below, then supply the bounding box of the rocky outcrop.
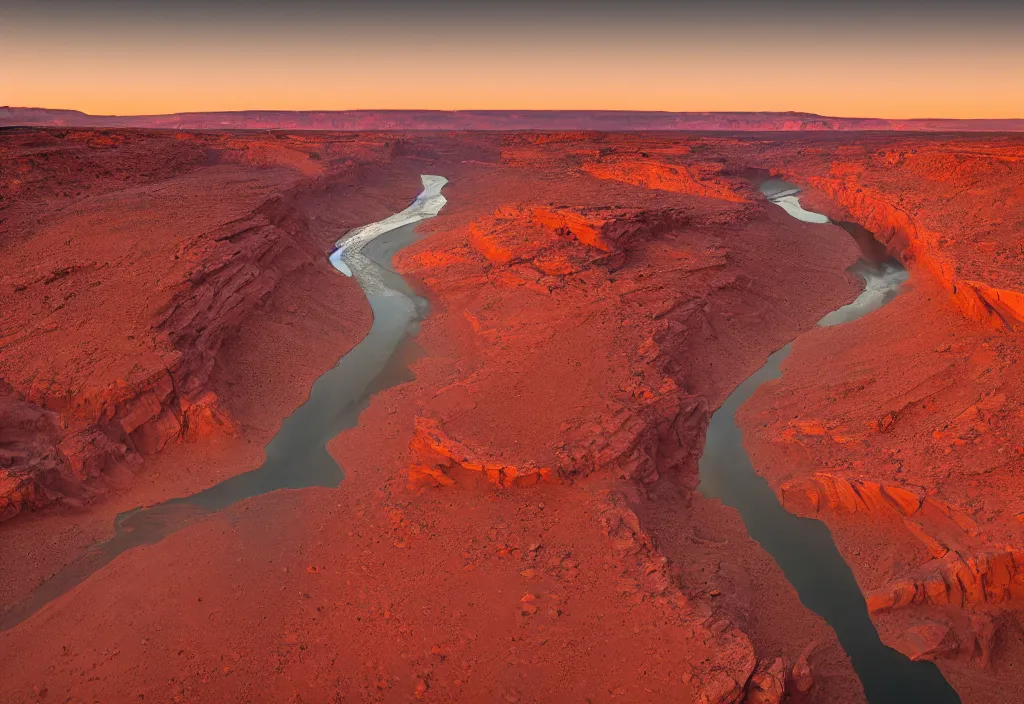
[468,204,692,269]
[779,471,1024,638]
[887,620,961,662]
[790,642,816,694]
[779,473,982,553]
[558,380,709,486]
[155,192,320,400]
[804,176,1023,329]
[865,549,1024,613]
[217,139,327,177]
[600,496,821,704]
[599,495,757,703]
[877,613,997,671]
[0,388,68,520]
[583,159,746,203]
[744,657,787,704]
[408,416,554,488]
[0,387,140,520]
[442,205,729,488]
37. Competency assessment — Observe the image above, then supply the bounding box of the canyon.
[0,125,1022,703]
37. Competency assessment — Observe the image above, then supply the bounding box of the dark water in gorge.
[0,223,430,632]
[696,182,960,702]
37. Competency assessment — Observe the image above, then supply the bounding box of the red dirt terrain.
[0,128,1020,703]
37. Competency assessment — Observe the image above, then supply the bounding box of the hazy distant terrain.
[4,107,1024,131]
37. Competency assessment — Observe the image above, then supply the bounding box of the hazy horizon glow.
[3,0,1023,118]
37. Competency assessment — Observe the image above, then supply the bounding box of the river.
[0,175,448,631]
[697,180,960,702]
[1,175,963,701]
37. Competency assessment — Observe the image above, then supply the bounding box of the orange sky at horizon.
[3,8,1023,119]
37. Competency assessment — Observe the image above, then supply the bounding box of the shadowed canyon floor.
[1,128,1023,702]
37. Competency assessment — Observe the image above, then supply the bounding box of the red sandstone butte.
[2,128,1023,703]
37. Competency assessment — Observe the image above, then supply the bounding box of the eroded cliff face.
[0,129,401,519]
[756,138,1024,328]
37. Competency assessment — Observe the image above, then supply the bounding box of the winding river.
[0,175,448,631]
[697,181,960,702]
[0,174,964,701]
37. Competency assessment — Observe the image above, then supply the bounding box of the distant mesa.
[3,107,1024,132]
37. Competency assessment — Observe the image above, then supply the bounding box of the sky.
[2,0,1023,118]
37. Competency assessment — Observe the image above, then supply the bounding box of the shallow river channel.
[697,181,960,702]
[0,176,448,631]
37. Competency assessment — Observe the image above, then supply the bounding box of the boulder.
[889,620,960,661]
[744,657,787,704]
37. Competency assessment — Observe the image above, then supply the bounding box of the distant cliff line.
[3,107,1023,132]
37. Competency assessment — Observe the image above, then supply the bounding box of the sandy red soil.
[1,128,1022,703]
